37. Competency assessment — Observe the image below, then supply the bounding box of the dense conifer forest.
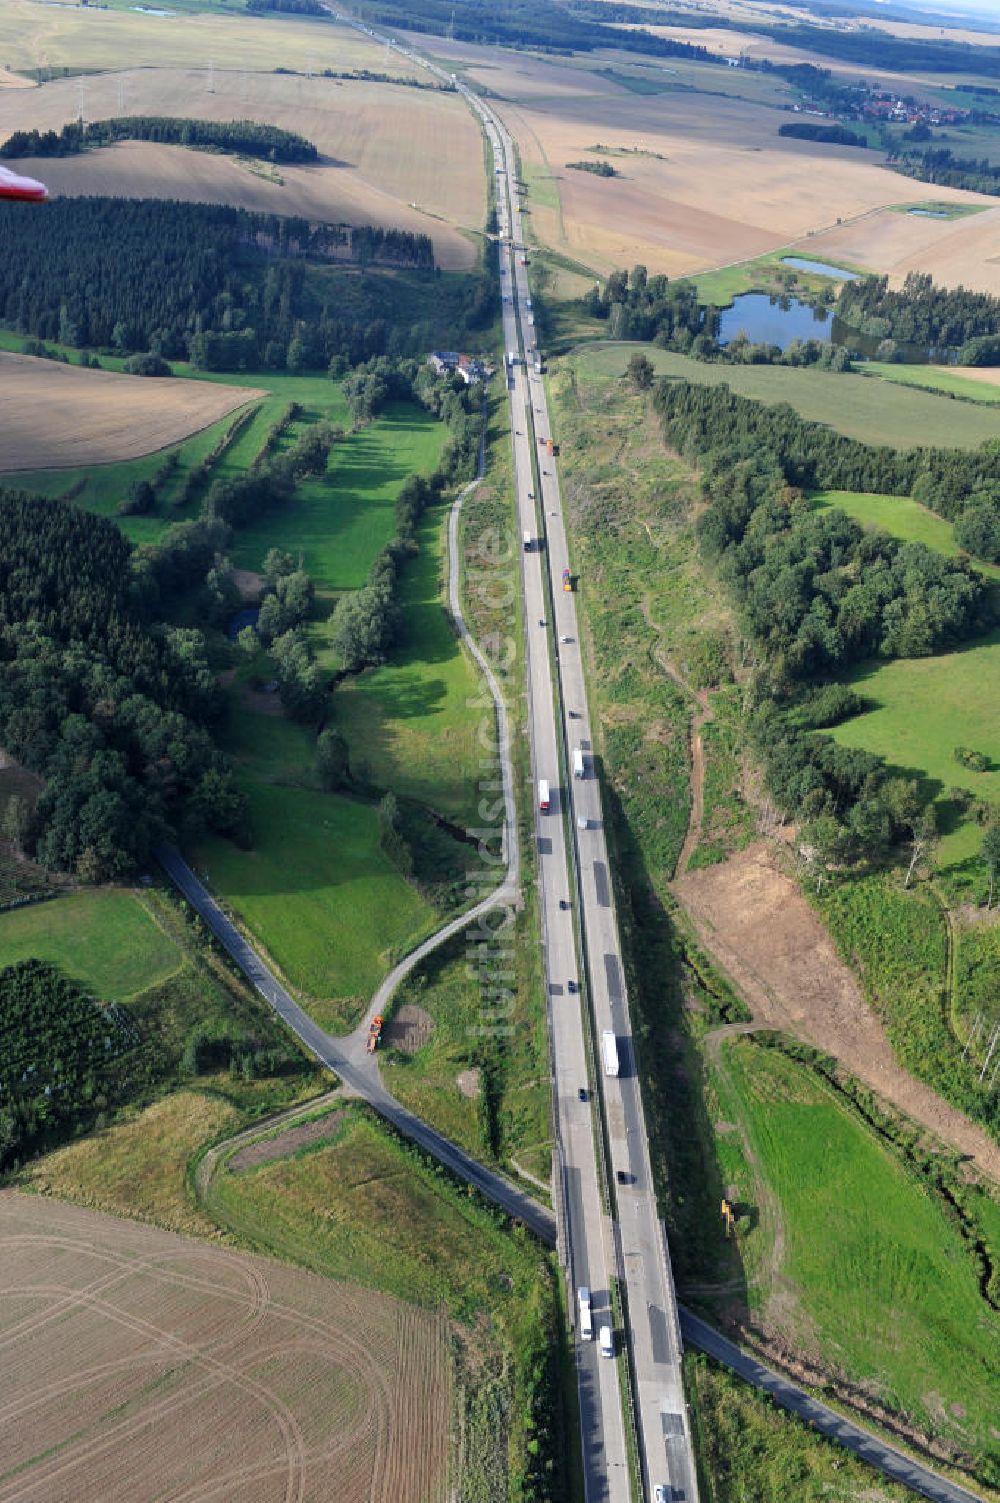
[0,198,434,365]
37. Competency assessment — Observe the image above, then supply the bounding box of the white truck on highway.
[577,1286,593,1340]
[602,1029,619,1078]
[538,779,550,813]
[573,747,585,779]
[523,530,532,552]
[599,1325,614,1360]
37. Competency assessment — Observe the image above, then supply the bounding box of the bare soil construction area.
[674,843,1000,1182]
[0,68,482,270]
[0,352,259,472]
[0,1191,450,1503]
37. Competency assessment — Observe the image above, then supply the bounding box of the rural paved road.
[154,844,552,1245]
[679,1312,987,1503]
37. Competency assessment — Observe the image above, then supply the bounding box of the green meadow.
[863,362,1000,405]
[0,889,181,1000]
[811,489,1000,577]
[328,499,482,825]
[574,343,1000,450]
[229,400,446,602]
[191,782,436,1027]
[719,1040,1000,1464]
[832,629,1000,881]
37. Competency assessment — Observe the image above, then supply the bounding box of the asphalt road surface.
[484,110,699,1503]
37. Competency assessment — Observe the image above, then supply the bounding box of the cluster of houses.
[427,351,493,384]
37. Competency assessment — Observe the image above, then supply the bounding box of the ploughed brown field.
[0,1192,451,1503]
[0,352,261,472]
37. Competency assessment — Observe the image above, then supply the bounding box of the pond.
[717,290,937,362]
[227,606,260,641]
[780,256,860,280]
[908,208,951,219]
[718,292,835,351]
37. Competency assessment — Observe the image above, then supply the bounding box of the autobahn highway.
[493,143,635,1503]
[486,108,699,1503]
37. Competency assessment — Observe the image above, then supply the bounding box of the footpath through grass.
[573,342,1000,450]
[0,889,182,1000]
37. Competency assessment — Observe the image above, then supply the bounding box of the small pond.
[227,606,260,641]
[717,292,834,351]
[780,256,860,280]
[717,290,938,362]
[908,208,951,219]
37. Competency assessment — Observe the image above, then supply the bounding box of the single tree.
[982,822,1000,910]
[626,351,654,391]
[904,805,938,889]
[315,728,349,791]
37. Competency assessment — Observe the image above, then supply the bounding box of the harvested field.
[0,0,408,79]
[673,842,1000,1182]
[806,202,1000,296]
[397,34,994,278]
[0,68,482,269]
[229,1111,347,1173]
[0,1191,451,1503]
[494,83,989,278]
[0,352,259,472]
[382,1003,435,1054]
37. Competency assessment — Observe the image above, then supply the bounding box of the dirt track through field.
[0,1192,450,1503]
[674,843,1000,1183]
[0,352,261,472]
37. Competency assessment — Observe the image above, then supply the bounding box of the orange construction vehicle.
[367,1014,384,1053]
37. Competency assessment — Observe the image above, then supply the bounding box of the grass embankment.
[0,889,181,999]
[688,1354,915,1503]
[385,924,553,1181]
[553,347,753,873]
[573,342,1000,450]
[548,345,758,1303]
[709,1038,1000,1475]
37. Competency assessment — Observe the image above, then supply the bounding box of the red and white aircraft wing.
[0,165,48,201]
